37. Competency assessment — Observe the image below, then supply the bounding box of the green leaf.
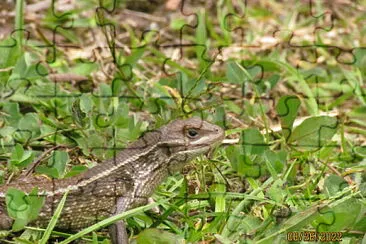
[114,103,130,127]
[264,150,286,177]
[354,47,366,69]
[92,232,99,244]
[276,95,301,139]
[268,179,286,202]
[170,18,186,30]
[225,145,262,178]
[124,46,145,68]
[98,83,112,97]
[0,126,17,138]
[288,116,338,151]
[179,74,207,97]
[9,143,34,168]
[195,9,209,72]
[136,228,185,244]
[11,218,28,232]
[64,165,88,178]
[213,181,226,212]
[9,54,29,80]
[241,128,268,155]
[70,62,98,76]
[0,38,21,69]
[354,146,366,157]
[16,113,41,141]
[312,198,362,232]
[49,151,69,178]
[35,151,69,178]
[196,10,207,46]
[219,215,261,241]
[111,78,122,96]
[2,102,22,126]
[267,74,280,88]
[226,61,250,84]
[323,175,348,197]
[27,188,45,221]
[6,188,45,231]
[11,143,24,162]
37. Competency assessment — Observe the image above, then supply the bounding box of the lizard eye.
[186,128,199,139]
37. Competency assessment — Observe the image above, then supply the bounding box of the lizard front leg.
[109,220,128,244]
[109,197,130,244]
[109,195,150,244]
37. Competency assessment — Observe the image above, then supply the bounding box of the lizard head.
[158,117,225,170]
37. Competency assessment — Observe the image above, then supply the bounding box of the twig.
[21,145,63,178]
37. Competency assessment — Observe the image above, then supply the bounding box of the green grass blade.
[58,197,171,244]
[39,191,69,244]
[15,0,25,52]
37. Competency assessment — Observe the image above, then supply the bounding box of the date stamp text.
[287,231,342,242]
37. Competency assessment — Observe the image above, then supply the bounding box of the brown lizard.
[0,117,225,243]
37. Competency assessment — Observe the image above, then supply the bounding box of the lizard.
[0,117,225,243]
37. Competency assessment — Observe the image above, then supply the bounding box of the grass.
[0,0,365,243]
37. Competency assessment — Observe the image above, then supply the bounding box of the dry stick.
[0,67,14,72]
[319,161,354,185]
[22,145,64,178]
[26,0,51,12]
[48,73,89,83]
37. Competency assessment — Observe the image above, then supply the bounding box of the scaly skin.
[0,117,225,243]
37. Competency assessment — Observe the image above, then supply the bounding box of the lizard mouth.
[204,143,220,158]
[190,137,224,159]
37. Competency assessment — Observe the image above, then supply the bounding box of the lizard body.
[0,118,225,243]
